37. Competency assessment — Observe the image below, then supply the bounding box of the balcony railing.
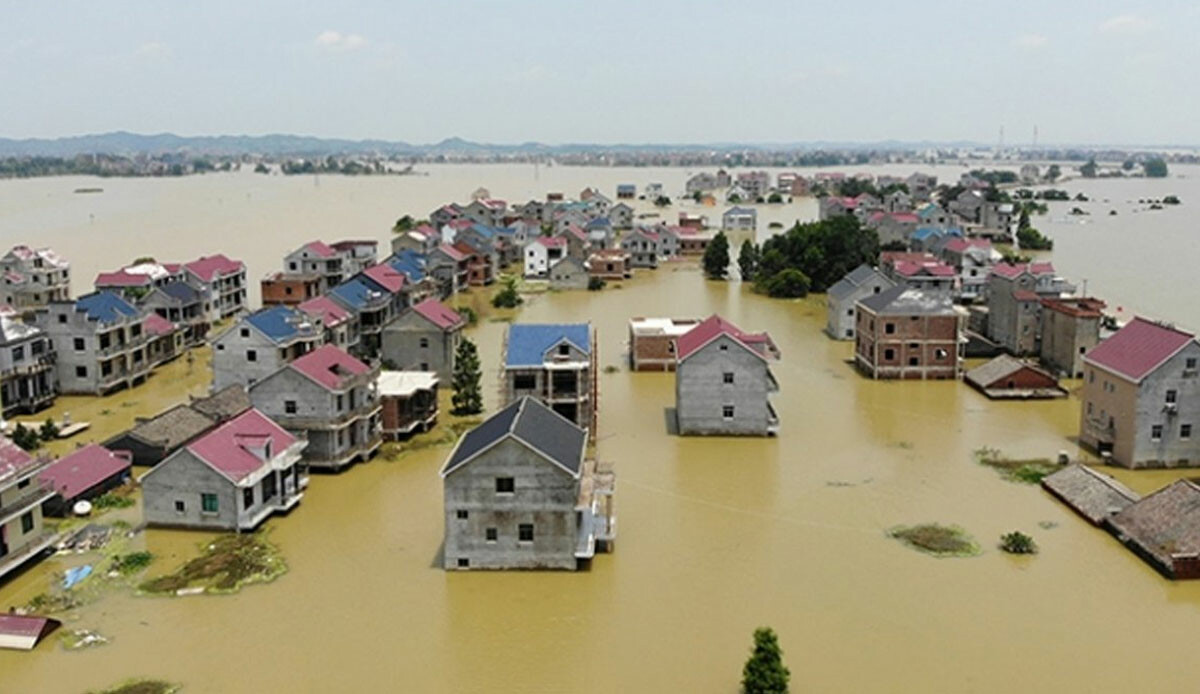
[0,529,57,580]
[0,478,55,524]
[1083,416,1115,443]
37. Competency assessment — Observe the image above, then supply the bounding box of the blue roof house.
[502,323,595,432]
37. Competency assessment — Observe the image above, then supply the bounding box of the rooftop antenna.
[998,125,1005,151]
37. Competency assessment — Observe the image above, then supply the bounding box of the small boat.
[73,187,103,194]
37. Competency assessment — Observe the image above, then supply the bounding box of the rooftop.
[40,444,130,500]
[1041,464,1139,525]
[675,314,778,361]
[115,403,217,452]
[184,254,244,282]
[1107,479,1200,576]
[0,437,38,486]
[298,295,352,327]
[440,397,586,478]
[629,317,701,337]
[245,305,318,344]
[858,285,956,316]
[187,409,299,483]
[289,344,372,390]
[360,263,408,294]
[506,323,591,368]
[411,298,463,332]
[1084,316,1195,382]
[75,292,140,324]
[377,370,439,397]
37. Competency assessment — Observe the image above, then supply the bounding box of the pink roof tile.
[537,236,567,249]
[299,296,351,327]
[289,344,372,390]
[890,212,919,223]
[95,270,153,287]
[892,261,957,277]
[992,261,1056,280]
[414,224,439,239]
[143,313,175,336]
[187,409,298,482]
[184,254,244,282]
[1012,290,1040,301]
[676,314,777,361]
[40,444,130,500]
[0,437,36,483]
[1030,261,1055,274]
[302,241,337,258]
[1085,317,1196,382]
[563,224,588,241]
[412,298,464,331]
[436,243,467,261]
[362,263,407,294]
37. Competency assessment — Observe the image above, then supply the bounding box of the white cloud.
[1098,14,1153,35]
[1013,33,1049,49]
[135,41,170,58]
[314,31,368,52]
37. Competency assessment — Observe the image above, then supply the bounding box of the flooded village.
[1,161,1200,694]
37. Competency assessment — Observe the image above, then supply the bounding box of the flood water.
[1,165,1199,693]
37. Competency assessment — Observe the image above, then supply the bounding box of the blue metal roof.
[586,217,612,229]
[505,323,591,368]
[387,252,426,282]
[159,280,201,303]
[911,227,941,240]
[328,277,386,311]
[245,305,311,342]
[76,291,138,323]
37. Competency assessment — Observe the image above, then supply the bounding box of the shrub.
[1000,531,1038,554]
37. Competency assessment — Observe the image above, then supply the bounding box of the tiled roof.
[891,260,957,277]
[184,254,244,282]
[190,385,252,421]
[377,370,438,397]
[301,240,337,258]
[1084,316,1195,382]
[412,298,463,331]
[1041,463,1138,525]
[858,285,956,316]
[143,313,175,336]
[0,436,37,484]
[117,403,217,451]
[387,253,427,282]
[440,397,586,477]
[95,269,155,287]
[505,323,591,367]
[435,243,467,262]
[187,409,299,483]
[991,261,1056,280]
[299,296,351,327]
[0,314,41,342]
[675,314,777,361]
[159,281,202,304]
[40,444,130,500]
[965,354,1054,388]
[1107,480,1200,574]
[289,344,371,390]
[828,264,894,300]
[245,305,317,343]
[536,236,567,249]
[76,292,139,324]
[360,264,407,294]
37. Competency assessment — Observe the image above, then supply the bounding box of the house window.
[240,328,250,338]
[884,348,895,360]
[722,405,735,419]
[419,337,429,349]
[1166,390,1178,404]
[457,558,469,568]
[513,374,536,390]
[1182,424,1193,440]
[885,323,895,334]
[1151,425,1163,441]
[518,523,534,542]
[1088,370,1095,383]
[246,349,257,362]
[75,365,87,378]
[11,346,22,361]
[20,511,34,534]
[908,357,919,366]
[243,487,254,510]
[284,400,297,414]
[73,337,85,351]
[486,527,498,543]
[1188,357,1198,370]
[201,493,219,514]
[496,477,515,494]
[1087,402,1094,415]
[58,314,67,324]
[722,372,734,384]
[175,500,186,513]
[456,509,468,520]
[934,349,948,360]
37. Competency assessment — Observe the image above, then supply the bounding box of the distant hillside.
[0,131,989,158]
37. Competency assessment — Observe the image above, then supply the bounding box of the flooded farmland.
[1,165,1200,693]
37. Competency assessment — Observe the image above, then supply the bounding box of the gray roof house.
[210,305,324,391]
[825,264,895,340]
[439,397,614,571]
[722,206,757,231]
[0,315,56,416]
[103,385,251,467]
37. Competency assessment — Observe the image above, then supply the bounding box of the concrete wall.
[35,305,148,394]
[142,449,240,529]
[549,261,588,290]
[826,278,891,341]
[676,335,773,436]
[249,366,378,468]
[212,324,290,391]
[381,311,459,381]
[1040,309,1099,378]
[442,438,579,570]
[1126,345,1200,467]
[856,308,959,380]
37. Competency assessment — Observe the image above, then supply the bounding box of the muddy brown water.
[1,166,1199,693]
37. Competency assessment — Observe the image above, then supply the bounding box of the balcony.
[766,368,780,393]
[0,529,58,581]
[1083,416,1115,444]
[0,478,55,525]
[276,402,381,430]
[1,353,56,378]
[767,402,780,436]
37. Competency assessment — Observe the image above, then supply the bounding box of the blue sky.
[1,1,1197,144]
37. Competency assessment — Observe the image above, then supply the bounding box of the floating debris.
[974,447,1059,484]
[889,524,981,558]
[89,679,179,694]
[138,532,286,596]
[59,524,112,553]
[61,628,110,650]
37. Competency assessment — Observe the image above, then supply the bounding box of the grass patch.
[138,532,285,595]
[111,551,153,575]
[999,531,1038,555]
[93,492,136,510]
[889,524,981,558]
[379,418,482,460]
[974,447,1059,484]
[603,365,619,374]
[89,679,179,694]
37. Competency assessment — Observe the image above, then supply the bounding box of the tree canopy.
[1143,158,1168,178]
[703,232,731,280]
[742,627,790,694]
[450,337,483,416]
[755,215,879,293]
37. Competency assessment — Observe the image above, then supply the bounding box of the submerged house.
[39,444,132,517]
[628,317,701,371]
[140,408,307,530]
[503,323,596,432]
[1107,480,1200,580]
[1079,317,1200,468]
[0,438,56,580]
[964,355,1066,399]
[248,344,381,471]
[0,315,56,417]
[0,245,70,311]
[103,385,251,467]
[825,264,895,340]
[439,397,615,571]
[548,257,589,291]
[380,298,464,381]
[674,315,780,436]
[34,292,152,395]
[378,371,439,440]
[854,286,962,380]
[210,305,323,391]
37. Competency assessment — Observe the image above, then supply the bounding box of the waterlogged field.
[1,167,1199,693]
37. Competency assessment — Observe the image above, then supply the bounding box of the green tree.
[766,192,783,204]
[757,215,879,293]
[1000,531,1038,554]
[742,627,790,694]
[727,193,742,204]
[1016,226,1053,251]
[492,276,524,309]
[653,195,671,207]
[392,215,416,233]
[39,418,59,441]
[450,337,483,416]
[1143,158,1168,178]
[760,269,810,298]
[738,240,760,281]
[1045,164,1061,182]
[587,277,606,291]
[1080,159,1098,178]
[703,231,731,280]
[253,162,270,174]
[11,423,39,451]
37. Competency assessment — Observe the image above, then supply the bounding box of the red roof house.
[1085,317,1195,383]
[412,298,464,332]
[675,315,779,362]
[39,444,132,514]
[288,344,373,390]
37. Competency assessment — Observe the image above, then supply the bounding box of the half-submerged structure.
[674,315,780,436]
